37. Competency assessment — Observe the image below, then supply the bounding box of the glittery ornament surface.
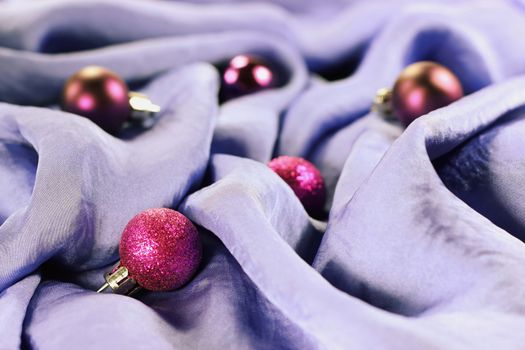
[268,156,326,216]
[119,208,202,291]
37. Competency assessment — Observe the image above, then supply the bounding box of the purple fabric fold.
[1,0,525,349]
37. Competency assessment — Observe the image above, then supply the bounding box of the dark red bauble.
[391,61,463,126]
[220,55,276,102]
[61,66,130,134]
[268,156,326,216]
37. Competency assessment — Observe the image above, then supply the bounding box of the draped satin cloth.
[1,0,525,349]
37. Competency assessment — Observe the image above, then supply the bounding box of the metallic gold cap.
[97,265,141,295]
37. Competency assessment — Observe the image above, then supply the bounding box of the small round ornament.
[61,66,160,134]
[97,208,202,295]
[374,61,463,126]
[219,54,277,102]
[268,156,326,216]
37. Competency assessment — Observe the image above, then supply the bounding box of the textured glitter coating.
[119,208,202,291]
[268,156,326,216]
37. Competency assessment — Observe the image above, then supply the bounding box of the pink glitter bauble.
[119,208,202,291]
[268,156,326,216]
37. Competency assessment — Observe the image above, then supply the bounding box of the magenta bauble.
[119,208,202,291]
[268,156,326,216]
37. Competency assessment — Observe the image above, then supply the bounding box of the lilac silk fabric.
[1,0,525,349]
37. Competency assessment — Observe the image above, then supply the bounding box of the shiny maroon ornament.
[268,156,326,216]
[391,61,463,126]
[97,208,202,294]
[220,54,276,102]
[61,66,131,134]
